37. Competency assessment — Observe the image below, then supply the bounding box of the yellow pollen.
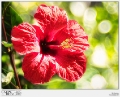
[61,39,72,49]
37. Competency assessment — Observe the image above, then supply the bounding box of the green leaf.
[2,41,13,47]
[2,3,23,40]
[23,84,27,89]
[2,72,14,87]
[2,54,9,63]
[10,6,23,27]
[17,68,24,76]
[47,78,76,89]
[2,2,11,15]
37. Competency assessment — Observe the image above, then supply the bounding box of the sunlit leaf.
[2,41,13,47]
[17,68,24,76]
[2,55,9,63]
[10,6,23,27]
[15,59,21,66]
[2,72,14,87]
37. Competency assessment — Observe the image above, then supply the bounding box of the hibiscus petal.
[53,20,89,52]
[34,4,68,41]
[56,50,86,82]
[11,23,41,55]
[22,52,56,84]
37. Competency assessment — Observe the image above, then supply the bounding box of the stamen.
[61,38,73,49]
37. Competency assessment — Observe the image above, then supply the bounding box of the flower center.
[40,40,58,56]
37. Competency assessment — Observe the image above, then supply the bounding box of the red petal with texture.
[53,20,89,52]
[34,4,68,41]
[11,23,41,55]
[56,50,86,82]
[22,52,56,84]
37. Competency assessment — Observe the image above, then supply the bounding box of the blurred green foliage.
[1,1,118,89]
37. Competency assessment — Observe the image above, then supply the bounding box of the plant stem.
[2,17,21,89]
[10,82,19,89]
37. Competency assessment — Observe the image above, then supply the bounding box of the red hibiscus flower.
[11,4,89,84]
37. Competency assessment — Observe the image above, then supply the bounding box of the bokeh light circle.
[98,20,112,34]
[84,8,97,22]
[91,74,107,89]
[70,2,88,17]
